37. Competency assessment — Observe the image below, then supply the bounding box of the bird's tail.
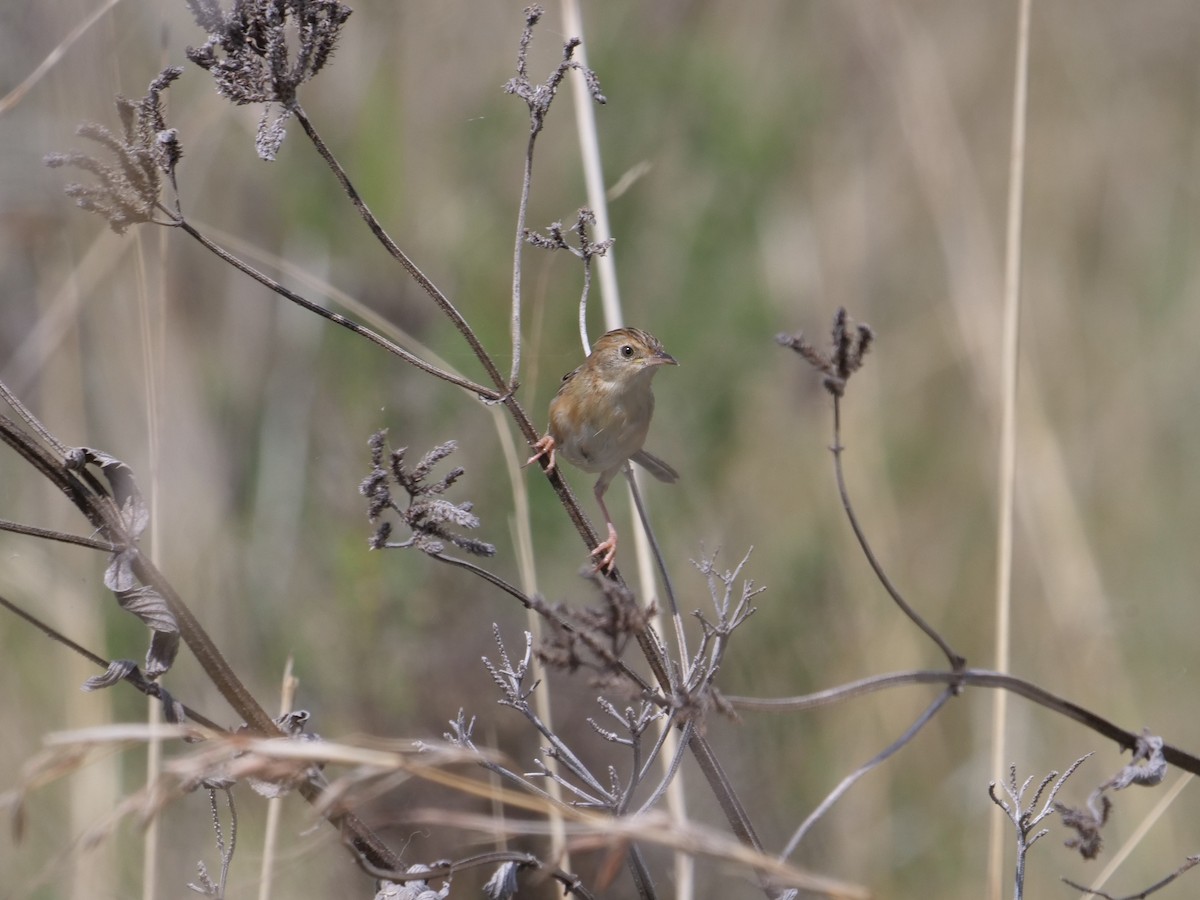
[631,449,679,483]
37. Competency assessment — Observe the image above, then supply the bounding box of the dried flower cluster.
[525,207,613,262]
[1056,732,1167,861]
[504,5,605,139]
[185,0,352,158]
[777,306,874,397]
[360,431,495,558]
[534,574,653,680]
[44,68,183,233]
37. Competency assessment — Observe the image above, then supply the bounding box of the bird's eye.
[620,344,635,358]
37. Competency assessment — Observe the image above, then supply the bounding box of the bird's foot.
[591,523,619,573]
[526,434,557,472]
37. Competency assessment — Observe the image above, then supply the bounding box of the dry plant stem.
[590,577,772,882]
[683,731,770,883]
[1063,855,1200,900]
[727,668,1200,775]
[441,550,770,888]
[627,845,657,900]
[0,412,114,535]
[990,1,1032,896]
[0,0,122,116]
[0,379,70,454]
[633,720,694,816]
[199,787,236,897]
[168,217,499,400]
[562,0,621,328]
[298,778,400,871]
[432,553,656,694]
[135,190,164,900]
[0,413,404,872]
[1081,773,1193,898]
[131,551,275,732]
[259,657,298,900]
[626,466,686,669]
[292,107,510,393]
[0,517,115,551]
[831,395,965,669]
[780,689,953,859]
[510,127,537,386]
[578,250,593,354]
[0,593,224,732]
[407,810,860,898]
[989,757,1090,900]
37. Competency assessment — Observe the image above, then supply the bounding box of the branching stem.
[832,395,965,670]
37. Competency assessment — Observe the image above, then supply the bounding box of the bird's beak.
[647,349,678,367]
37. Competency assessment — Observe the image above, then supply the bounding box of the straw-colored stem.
[561,2,693,896]
[988,5,1033,896]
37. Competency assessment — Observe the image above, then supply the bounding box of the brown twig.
[292,106,509,396]
[832,393,965,670]
[728,667,1200,775]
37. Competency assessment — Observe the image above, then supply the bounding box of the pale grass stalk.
[133,224,164,900]
[4,229,129,394]
[987,1,1032,898]
[499,409,570,869]
[41,720,865,897]
[1074,773,1193,899]
[410,809,866,899]
[259,656,297,900]
[0,0,123,116]
[140,701,161,900]
[560,3,693,897]
[16,151,124,896]
[562,1,622,331]
[494,18,574,859]
[65,598,117,900]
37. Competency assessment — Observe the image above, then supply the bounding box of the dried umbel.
[777,306,874,398]
[360,432,496,558]
[45,68,184,234]
[185,0,352,158]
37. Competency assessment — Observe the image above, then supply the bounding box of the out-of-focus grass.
[3,1,1200,897]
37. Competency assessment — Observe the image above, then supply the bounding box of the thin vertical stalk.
[258,657,298,900]
[562,2,621,331]
[987,1,1032,897]
[511,130,535,386]
[561,4,693,897]
[134,216,163,900]
[498,408,571,870]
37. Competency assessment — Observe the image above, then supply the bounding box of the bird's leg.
[526,433,557,472]
[591,475,620,572]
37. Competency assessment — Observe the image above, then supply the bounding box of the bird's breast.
[550,382,655,474]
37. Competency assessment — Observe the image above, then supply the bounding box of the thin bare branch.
[781,689,953,858]
[728,668,1200,776]
[292,106,509,395]
[174,219,501,400]
[1063,856,1200,900]
[832,393,964,669]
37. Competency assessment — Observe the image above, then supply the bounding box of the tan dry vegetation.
[3,1,1200,897]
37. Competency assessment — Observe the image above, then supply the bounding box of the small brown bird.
[528,327,678,571]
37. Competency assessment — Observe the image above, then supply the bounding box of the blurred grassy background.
[4,1,1200,897]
